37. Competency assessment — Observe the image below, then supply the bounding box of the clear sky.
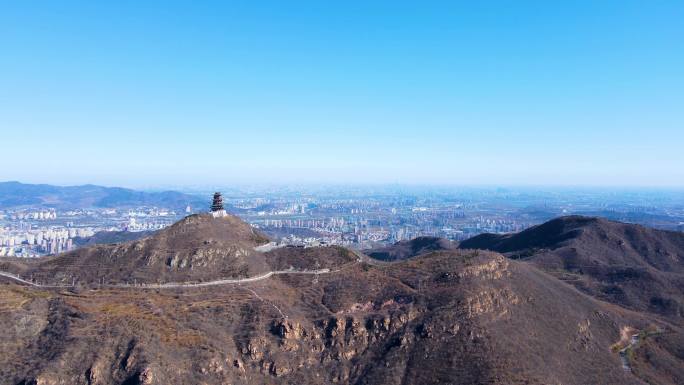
[1,1,682,188]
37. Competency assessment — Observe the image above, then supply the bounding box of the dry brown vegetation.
[1,215,682,384]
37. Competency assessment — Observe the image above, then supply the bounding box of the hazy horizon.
[4,179,684,193]
[2,1,683,187]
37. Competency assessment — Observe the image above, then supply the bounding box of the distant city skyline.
[2,1,683,187]
[2,179,682,260]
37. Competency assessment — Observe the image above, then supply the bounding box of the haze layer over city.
[1,182,682,258]
[2,2,682,258]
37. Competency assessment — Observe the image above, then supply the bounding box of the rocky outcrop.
[2,236,678,385]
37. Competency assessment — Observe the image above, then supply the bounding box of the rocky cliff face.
[2,249,679,385]
[2,215,683,385]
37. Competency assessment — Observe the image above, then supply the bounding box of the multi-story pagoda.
[210,192,227,217]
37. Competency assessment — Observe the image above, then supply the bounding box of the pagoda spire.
[210,192,227,217]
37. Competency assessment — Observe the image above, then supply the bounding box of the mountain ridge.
[459,215,684,320]
[0,214,683,384]
[0,181,206,210]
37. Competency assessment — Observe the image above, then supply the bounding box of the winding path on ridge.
[0,249,659,375]
[0,266,346,289]
[0,252,370,290]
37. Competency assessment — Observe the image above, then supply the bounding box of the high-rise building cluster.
[0,206,186,258]
[0,226,94,257]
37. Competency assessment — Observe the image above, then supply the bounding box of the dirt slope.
[24,213,271,285]
[1,215,682,384]
[1,249,681,384]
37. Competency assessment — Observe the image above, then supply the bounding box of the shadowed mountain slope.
[73,230,156,247]
[460,216,684,320]
[364,236,457,261]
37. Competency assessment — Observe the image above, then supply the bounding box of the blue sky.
[1,1,682,188]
